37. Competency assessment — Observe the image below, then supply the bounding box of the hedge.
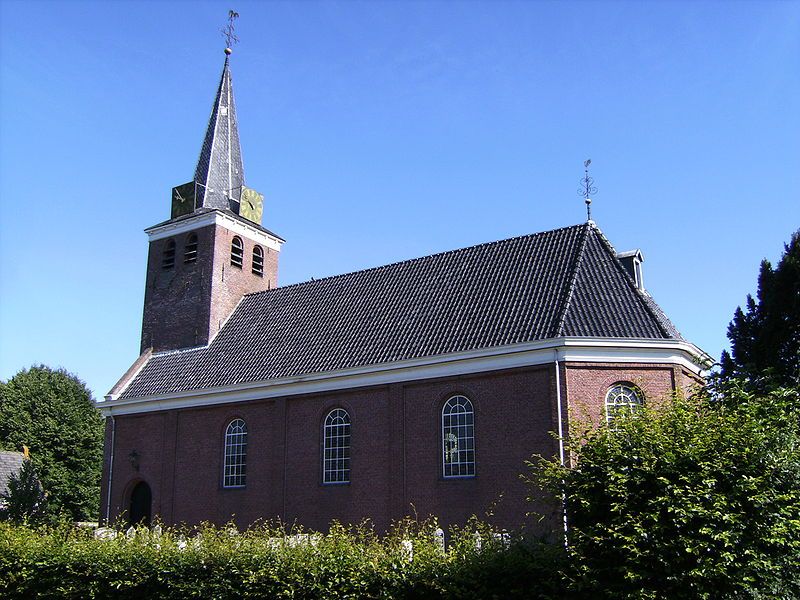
[0,519,566,599]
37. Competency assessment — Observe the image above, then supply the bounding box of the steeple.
[141,14,282,355]
[171,44,264,226]
[193,53,244,211]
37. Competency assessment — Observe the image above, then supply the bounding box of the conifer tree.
[720,230,800,389]
[0,458,47,523]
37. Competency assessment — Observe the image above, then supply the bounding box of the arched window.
[442,395,475,478]
[231,236,243,268]
[223,418,247,488]
[323,408,351,483]
[605,383,644,426]
[252,245,264,277]
[184,233,198,263]
[162,239,176,269]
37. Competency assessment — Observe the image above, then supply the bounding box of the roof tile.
[119,222,680,399]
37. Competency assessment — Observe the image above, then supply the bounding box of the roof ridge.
[552,222,592,337]
[244,223,587,298]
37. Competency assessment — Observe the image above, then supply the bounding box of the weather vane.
[577,159,597,221]
[222,10,240,54]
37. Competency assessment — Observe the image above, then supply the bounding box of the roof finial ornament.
[578,158,597,222]
[222,10,240,55]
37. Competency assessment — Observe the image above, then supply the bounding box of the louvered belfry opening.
[162,240,176,269]
[231,237,244,268]
[252,246,264,276]
[184,233,198,263]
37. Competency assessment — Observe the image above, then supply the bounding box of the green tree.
[0,366,104,521]
[720,230,800,389]
[0,458,47,523]
[528,385,800,599]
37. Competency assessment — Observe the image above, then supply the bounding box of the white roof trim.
[145,211,283,252]
[100,337,711,416]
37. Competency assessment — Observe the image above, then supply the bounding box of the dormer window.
[231,236,243,268]
[616,250,645,291]
[252,246,264,277]
[184,233,198,263]
[162,239,176,269]
[633,260,644,290]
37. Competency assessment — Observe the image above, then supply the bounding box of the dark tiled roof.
[0,451,24,496]
[559,229,677,338]
[119,222,680,399]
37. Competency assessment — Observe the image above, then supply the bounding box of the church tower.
[140,49,283,353]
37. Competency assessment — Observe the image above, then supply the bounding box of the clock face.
[240,187,263,224]
[171,182,196,219]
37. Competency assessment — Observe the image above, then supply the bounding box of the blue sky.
[1,0,798,400]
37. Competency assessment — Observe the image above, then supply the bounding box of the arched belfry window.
[605,383,644,427]
[223,419,247,488]
[323,408,351,483]
[162,239,176,269]
[184,233,198,263]
[252,245,264,277]
[231,236,243,268]
[442,395,475,478]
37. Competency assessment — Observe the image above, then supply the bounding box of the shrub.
[0,518,566,599]
[528,384,800,599]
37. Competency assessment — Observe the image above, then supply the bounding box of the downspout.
[554,357,568,543]
[105,413,116,524]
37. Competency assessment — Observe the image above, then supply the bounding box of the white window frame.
[442,395,475,478]
[223,418,247,488]
[605,383,644,427]
[323,408,351,484]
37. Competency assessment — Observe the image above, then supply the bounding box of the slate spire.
[193,51,244,211]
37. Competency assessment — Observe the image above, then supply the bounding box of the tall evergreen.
[720,230,800,388]
[0,459,47,523]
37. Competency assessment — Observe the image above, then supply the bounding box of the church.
[98,48,708,532]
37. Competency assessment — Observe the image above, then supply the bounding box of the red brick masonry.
[101,362,699,532]
[140,223,278,353]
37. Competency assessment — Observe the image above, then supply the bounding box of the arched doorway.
[129,481,152,526]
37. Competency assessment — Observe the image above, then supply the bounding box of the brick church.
[98,50,708,532]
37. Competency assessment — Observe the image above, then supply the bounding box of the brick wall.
[102,366,563,532]
[100,362,693,532]
[208,225,278,340]
[140,223,278,353]
[140,225,215,353]
[563,362,678,431]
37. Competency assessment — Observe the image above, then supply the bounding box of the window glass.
[323,408,351,483]
[605,383,644,426]
[223,419,247,488]
[442,396,475,478]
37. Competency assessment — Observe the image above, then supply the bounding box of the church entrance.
[128,481,152,526]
